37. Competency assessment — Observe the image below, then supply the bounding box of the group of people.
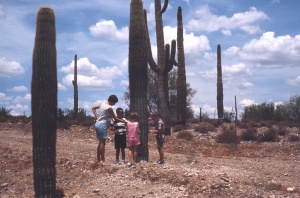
[92,95,165,167]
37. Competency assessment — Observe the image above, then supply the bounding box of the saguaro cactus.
[147,0,176,135]
[176,6,187,125]
[73,54,78,117]
[31,7,57,197]
[217,44,224,122]
[129,0,149,161]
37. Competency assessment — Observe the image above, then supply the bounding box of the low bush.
[287,134,300,142]
[173,124,185,132]
[240,127,257,141]
[257,127,279,142]
[215,129,239,144]
[176,130,193,141]
[277,127,288,136]
[193,122,216,133]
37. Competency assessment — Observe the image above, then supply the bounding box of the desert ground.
[0,121,300,198]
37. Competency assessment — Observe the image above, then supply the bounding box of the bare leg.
[158,147,164,162]
[133,146,137,164]
[116,148,120,161]
[99,139,106,162]
[128,147,133,164]
[121,148,125,161]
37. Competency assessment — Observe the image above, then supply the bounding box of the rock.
[1,183,8,187]
[287,187,295,192]
[93,189,100,193]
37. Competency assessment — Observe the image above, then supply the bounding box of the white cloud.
[224,46,240,57]
[58,83,67,91]
[239,32,300,67]
[225,79,253,90]
[223,63,252,77]
[0,57,25,77]
[60,57,123,78]
[120,80,128,88]
[7,86,27,92]
[163,26,210,65]
[0,92,13,104]
[7,104,30,116]
[286,76,300,86]
[199,63,251,79]
[239,99,256,107]
[89,20,128,41]
[12,94,31,104]
[0,5,4,17]
[62,74,114,90]
[186,6,268,35]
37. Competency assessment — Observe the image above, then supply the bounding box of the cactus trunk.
[73,54,78,118]
[147,0,176,135]
[129,0,149,161]
[31,7,57,197]
[176,6,187,125]
[217,44,224,121]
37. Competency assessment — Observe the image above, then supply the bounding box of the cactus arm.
[160,0,169,14]
[144,9,159,72]
[170,39,178,67]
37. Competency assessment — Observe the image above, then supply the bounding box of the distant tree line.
[241,95,300,122]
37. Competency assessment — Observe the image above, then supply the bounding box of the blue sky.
[0,0,300,118]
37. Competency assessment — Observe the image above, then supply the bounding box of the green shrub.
[240,127,257,141]
[215,129,239,144]
[176,130,193,141]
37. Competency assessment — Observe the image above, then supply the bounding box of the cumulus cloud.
[12,94,31,104]
[62,74,114,90]
[199,63,252,79]
[58,83,67,91]
[0,92,13,104]
[60,57,123,78]
[239,99,256,107]
[286,76,300,86]
[0,57,25,77]
[60,57,122,90]
[89,20,128,41]
[224,46,240,57]
[225,79,253,90]
[7,86,27,92]
[239,32,300,67]
[7,103,30,116]
[186,6,268,35]
[163,26,210,65]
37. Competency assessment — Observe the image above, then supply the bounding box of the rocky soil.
[0,122,300,198]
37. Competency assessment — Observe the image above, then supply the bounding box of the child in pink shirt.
[126,112,140,167]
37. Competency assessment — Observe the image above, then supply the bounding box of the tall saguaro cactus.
[31,7,57,197]
[217,44,224,122]
[73,54,78,117]
[176,6,187,125]
[129,0,149,161]
[147,0,176,135]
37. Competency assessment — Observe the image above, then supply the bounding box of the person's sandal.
[156,160,164,164]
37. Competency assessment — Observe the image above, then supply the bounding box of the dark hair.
[130,112,138,120]
[116,108,123,114]
[151,111,160,118]
[108,95,118,103]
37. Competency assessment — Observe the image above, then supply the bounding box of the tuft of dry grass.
[193,122,216,133]
[176,130,193,141]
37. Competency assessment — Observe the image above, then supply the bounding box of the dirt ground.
[0,122,300,198]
